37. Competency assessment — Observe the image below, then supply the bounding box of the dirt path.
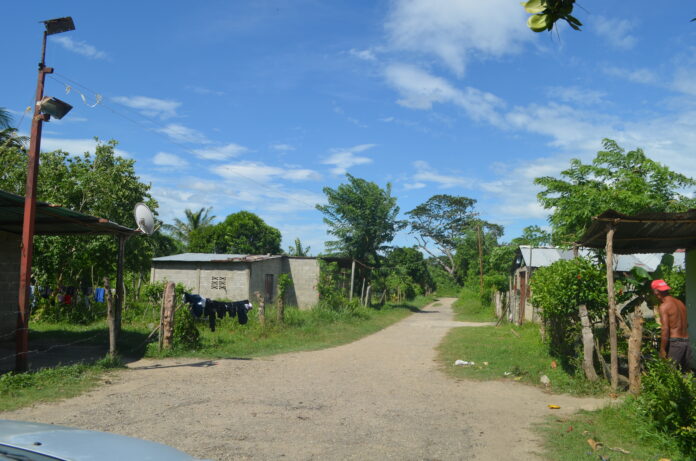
[3,299,607,460]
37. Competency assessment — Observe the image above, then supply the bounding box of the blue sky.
[5,1,696,253]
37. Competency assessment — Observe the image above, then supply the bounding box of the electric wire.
[48,72,321,211]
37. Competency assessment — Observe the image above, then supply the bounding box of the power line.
[47,72,321,212]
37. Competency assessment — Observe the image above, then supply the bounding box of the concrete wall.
[151,261,250,301]
[686,249,696,369]
[284,257,320,309]
[0,232,20,342]
[248,258,283,303]
[151,256,322,309]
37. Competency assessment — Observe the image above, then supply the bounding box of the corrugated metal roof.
[518,245,685,271]
[580,209,696,253]
[152,253,283,263]
[0,189,134,235]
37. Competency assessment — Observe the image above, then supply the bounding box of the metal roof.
[580,209,696,254]
[0,189,134,236]
[152,253,284,263]
[517,245,685,271]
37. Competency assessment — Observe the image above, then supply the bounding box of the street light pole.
[15,17,75,372]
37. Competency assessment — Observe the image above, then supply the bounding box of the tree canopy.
[406,194,477,278]
[188,210,282,255]
[163,207,215,246]
[535,138,696,244]
[0,139,159,284]
[316,174,404,264]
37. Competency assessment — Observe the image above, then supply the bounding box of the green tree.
[287,238,311,256]
[188,211,282,254]
[405,194,477,279]
[535,139,696,245]
[316,174,404,265]
[163,207,215,247]
[0,139,158,285]
[382,247,434,295]
[511,225,551,247]
[0,107,12,129]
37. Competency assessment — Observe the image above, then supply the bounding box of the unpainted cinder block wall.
[283,257,320,310]
[151,261,249,301]
[248,258,284,303]
[0,231,20,343]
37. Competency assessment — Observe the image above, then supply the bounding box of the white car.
[0,420,203,461]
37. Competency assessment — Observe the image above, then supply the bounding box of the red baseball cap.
[651,279,671,291]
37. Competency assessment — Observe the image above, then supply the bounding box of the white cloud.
[385,0,530,76]
[411,160,474,188]
[156,124,209,144]
[51,36,107,59]
[271,143,295,151]
[545,86,606,106]
[403,182,426,190]
[602,66,659,85]
[112,96,181,119]
[594,16,637,50]
[40,137,129,158]
[212,160,321,183]
[193,143,249,160]
[153,152,188,167]
[672,67,696,97]
[322,144,375,175]
[384,63,505,126]
[349,48,377,61]
[187,85,225,96]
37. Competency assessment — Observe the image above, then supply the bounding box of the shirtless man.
[652,279,692,372]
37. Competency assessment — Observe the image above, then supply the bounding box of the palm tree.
[0,107,12,129]
[163,207,215,247]
[287,238,311,256]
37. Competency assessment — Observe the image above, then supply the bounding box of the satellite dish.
[133,203,155,235]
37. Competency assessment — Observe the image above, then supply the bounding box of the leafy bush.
[637,359,696,456]
[173,305,200,349]
[530,257,607,366]
[140,280,190,305]
[31,298,104,324]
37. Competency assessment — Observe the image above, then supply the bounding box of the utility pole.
[15,17,75,372]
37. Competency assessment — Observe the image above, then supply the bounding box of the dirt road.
[3,299,606,460]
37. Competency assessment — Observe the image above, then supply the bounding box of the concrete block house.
[150,253,321,309]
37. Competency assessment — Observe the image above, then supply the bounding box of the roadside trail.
[3,298,606,460]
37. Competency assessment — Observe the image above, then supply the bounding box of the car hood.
[0,420,203,461]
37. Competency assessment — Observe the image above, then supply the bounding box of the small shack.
[0,189,134,371]
[580,209,696,369]
[505,245,685,325]
[150,253,321,309]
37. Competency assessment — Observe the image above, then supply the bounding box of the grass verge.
[0,355,123,412]
[451,288,496,322]
[437,322,606,395]
[540,399,684,460]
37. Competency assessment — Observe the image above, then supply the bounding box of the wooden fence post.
[255,291,265,327]
[606,226,619,390]
[578,304,598,381]
[104,277,116,357]
[349,260,356,300]
[628,308,643,394]
[161,282,175,350]
[364,285,371,307]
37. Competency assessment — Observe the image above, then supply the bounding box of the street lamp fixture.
[16,17,75,372]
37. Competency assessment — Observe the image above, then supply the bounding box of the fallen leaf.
[551,360,557,368]
[658,459,671,461]
[582,430,589,435]
[608,447,630,454]
[587,438,603,451]
[548,405,561,410]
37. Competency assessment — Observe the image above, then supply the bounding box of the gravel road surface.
[3,298,606,460]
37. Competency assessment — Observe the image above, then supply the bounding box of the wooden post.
[578,304,598,381]
[277,295,285,324]
[115,234,126,338]
[606,226,619,390]
[255,291,265,327]
[104,277,116,357]
[628,307,644,395]
[364,285,371,307]
[158,285,165,351]
[360,278,366,305]
[161,282,175,350]
[349,260,356,300]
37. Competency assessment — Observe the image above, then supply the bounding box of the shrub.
[31,298,104,324]
[636,359,696,456]
[173,305,200,350]
[530,257,607,367]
